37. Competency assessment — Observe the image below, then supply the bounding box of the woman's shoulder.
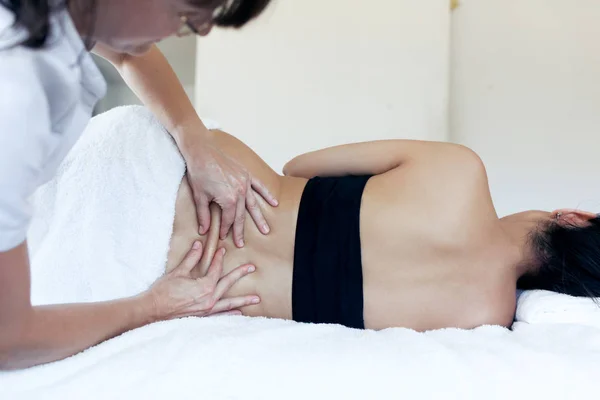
[371,140,490,204]
[364,141,495,238]
[419,142,490,199]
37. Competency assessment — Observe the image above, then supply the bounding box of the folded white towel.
[516,290,600,328]
[26,105,221,305]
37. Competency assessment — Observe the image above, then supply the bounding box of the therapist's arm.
[92,44,204,145]
[0,242,258,370]
[92,44,277,247]
[0,243,151,370]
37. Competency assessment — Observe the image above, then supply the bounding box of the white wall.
[196,0,451,172]
[451,0,600,216]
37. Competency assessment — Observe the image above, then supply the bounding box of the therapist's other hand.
[145,242,259,321]
[184,136,278,248]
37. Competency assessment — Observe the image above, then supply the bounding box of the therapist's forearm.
[111,45,206,149]
[0,295,152,370]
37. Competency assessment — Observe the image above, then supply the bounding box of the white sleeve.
[0,50,52,251]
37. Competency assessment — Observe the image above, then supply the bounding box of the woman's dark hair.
[518,216,600,299]
[191,0,272,28]
[0,0,68,48]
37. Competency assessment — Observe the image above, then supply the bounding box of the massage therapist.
[0,0,276,369]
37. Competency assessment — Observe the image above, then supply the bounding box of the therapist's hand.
[183,134,278,247]
[145,241,260,321]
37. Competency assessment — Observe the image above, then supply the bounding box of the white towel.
[26,105,220,305]
[516,290,600,328]
[2,316,600,400]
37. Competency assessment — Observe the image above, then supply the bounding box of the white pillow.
[516,290,600,328]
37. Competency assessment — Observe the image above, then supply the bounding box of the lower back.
[167,174,306,320]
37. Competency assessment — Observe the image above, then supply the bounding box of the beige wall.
[195,0,451,172]
[451,0,600,216]
[188,0,600,216]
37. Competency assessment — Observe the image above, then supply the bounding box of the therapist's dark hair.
[0,0,68,48]
[2,0,272,49]
[200,0,272,28]
[518,216,600,299]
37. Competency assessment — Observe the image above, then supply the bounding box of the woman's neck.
[498,211,546,279]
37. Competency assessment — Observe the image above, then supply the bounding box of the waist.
[167,176,304,319]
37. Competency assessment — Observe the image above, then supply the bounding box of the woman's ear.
[553,209,597,227]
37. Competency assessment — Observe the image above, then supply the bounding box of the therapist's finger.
[251,177,278,207]
[246,187,269,235]
[209,295,260,315]
[232,193,247,247]
[212,263,256,301]
[174,241,203,276]
[219,197,237,240]
[204,248,226,287]
[196,194,211,235]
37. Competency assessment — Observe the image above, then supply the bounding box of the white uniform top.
[0,6,106,251]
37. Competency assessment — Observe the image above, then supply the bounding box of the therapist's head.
[3,0,272,52]
[517,209,600,299]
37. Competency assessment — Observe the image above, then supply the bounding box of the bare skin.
[167,131,534,331]
[167,132,302,321]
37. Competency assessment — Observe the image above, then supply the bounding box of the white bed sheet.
[1,316,600,400]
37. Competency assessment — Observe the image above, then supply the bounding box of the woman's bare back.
[166,131,517,331]
[166,130,303,320]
